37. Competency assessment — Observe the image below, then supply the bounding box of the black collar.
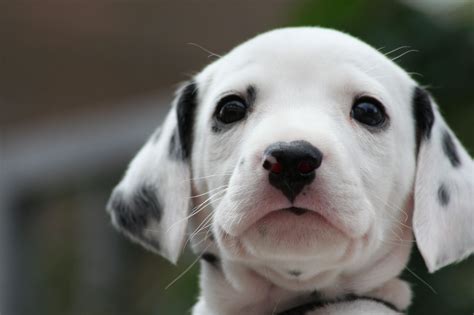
[278,294,401,315]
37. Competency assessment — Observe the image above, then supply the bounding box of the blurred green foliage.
[291,1,474,314]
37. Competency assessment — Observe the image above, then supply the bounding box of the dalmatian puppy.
[107,27,474,315]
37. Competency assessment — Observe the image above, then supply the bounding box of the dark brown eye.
[216,95,248,124]
[351,97,386,127]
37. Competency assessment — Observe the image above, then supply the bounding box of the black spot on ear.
[413,87,435,149]
[176,81,198,160]
[168,130,181,159]
[442,130,461,168]
[108,187,162,250]
[133,187,162,221]
[110,191,148,233]
[201,252,219,268]
[151,128,161,144]
[438,183,450,207]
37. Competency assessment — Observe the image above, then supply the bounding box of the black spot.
[168,130,181,159]
[107,187,162,250]
[201,252,219,268]
[133,187,162,221]
[442,131,461,167]
[246,85,257,105]
[438,183,450,207]
[413,87,435,149]
[110,191,148,233]
[288,270,302,277]
[208,232,215,242]
[176,81,198,160]
[151,128,161,144]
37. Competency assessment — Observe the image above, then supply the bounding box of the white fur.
[107,27,474,314]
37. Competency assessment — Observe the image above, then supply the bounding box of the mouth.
[281,207,309,216]
[251,206,349,239]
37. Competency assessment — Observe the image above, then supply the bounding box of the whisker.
[190,184,228,199]
[165,243,212,290]
[187,42,222,59]
[391,49,419,62]
[183,173,233,183]
[165,187,228,233]
[405,266,437,294]
[383,45,410,57]
[371,194,411,228]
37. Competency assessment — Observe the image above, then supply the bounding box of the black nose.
[262,140,323,202]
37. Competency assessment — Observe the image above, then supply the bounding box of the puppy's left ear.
[106,81,198,264]
[412,87,474,272]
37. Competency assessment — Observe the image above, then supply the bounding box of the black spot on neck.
[201,252,220,268]
[438,183,450,207]
[176,81,198,160]
[442,131,461,168]
[208,232,215,242]
[288,270,302,277]
[413,87,435,150]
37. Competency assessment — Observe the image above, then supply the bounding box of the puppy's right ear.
[106,81,198,264]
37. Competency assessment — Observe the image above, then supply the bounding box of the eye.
[351,97,386,127]
[215,95,248,124]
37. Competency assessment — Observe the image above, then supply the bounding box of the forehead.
[198,27,414,101]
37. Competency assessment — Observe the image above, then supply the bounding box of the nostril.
[270,161,283,174]
[296,160,316,174]
[262,159,271,170]
[263,159,283,174]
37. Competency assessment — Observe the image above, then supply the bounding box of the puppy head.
[107,27,473,287]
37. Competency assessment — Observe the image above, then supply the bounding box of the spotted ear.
[412,87,474,272]
[106,81,198,264]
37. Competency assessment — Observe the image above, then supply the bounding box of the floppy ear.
[412,87,474,272]
[106,81,198,264]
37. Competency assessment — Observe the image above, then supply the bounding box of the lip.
[251,206,351,238]
[219,196,355,238]
[281,206,309,216]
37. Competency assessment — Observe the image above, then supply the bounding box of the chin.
[216,207,369,283]
[241,209,351,260]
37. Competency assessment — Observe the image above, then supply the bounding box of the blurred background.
[1,1,473,314]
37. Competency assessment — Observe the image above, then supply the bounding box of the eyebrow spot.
[247,85,257,105]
